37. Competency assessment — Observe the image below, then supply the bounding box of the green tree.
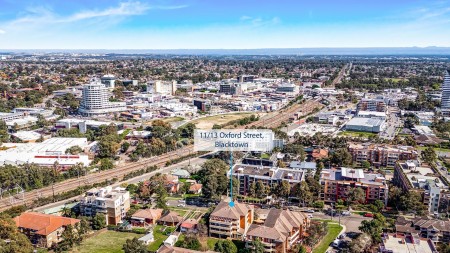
[91,213,106,230]
[255,181,267,199]
[121,142,130,153]
[99,158,114,171]
[292,181,313,207]
[249,181,257,197]
[361,160,371,169]
[359,220,383,243]
[197,159,228,199]
[252,238,265,253]
[214,240,238,253]
[0,214,33,253]
[122,237,148,253]
[349,233,372,253]
[347,187,366,205]
[276,180,291,199]
[330,148,353,166]
[175,234,201,250]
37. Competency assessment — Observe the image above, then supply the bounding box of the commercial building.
[348,142,418,167]
[356,111,387,120]
[147,80,177,95]
[230,164,305,196]
[238,75,257,83]
[441,70,450,109]
[393,161,449,213]
[276,83,300,95]
[246,209,309,253]
[0,137,91,168]
[101,74,116,89]
[14,212,80,248]
[0,112,25,121]
[209,201,254,239]
[219,83,235,94]
[55,118,123,133]
[320,167,389,205]
[79,186,130,225]
[193,99,211,111]
[79,83,127,116]
[345,117,385,133]
[357,98,386,112]
[380,233,437,253]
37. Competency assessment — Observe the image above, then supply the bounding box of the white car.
[307,214,313,218]
[177,203,186,207]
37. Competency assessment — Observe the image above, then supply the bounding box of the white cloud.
[0,29,5,34]
[4,1,188,27]
[239,16,280,27]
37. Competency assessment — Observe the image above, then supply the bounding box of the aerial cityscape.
[1,1,450,253]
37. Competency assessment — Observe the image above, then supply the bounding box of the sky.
[0,0,450,49]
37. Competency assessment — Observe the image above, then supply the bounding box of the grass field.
[386,78,407,83]
[190,112,257,129]
[338,130,378,138]
[72,231,138,253]
[312,223,343,253]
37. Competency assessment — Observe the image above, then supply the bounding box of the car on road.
[363,213,374,217]
[307,214,313,218]
[341,211,351,216]
[305,209,315,213]
[177,203,186,207]
[178,199,186,203]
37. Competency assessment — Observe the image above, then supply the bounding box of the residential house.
[209,201,254,239]
[180,219,198,233]
[189,183,202,194]
[14,212,80,248]
[158,211,184,226]
[164,175,180,193]
[131,209,163,227]
[246,209,309,253]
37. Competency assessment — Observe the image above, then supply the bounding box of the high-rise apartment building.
[101,74,116,89]
[79,83,127,116]
[147,80,177,95]
[441,70,450,109]
[348,142,418,167]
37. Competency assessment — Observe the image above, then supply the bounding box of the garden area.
[312,223,343,253]
[71,231,138,253]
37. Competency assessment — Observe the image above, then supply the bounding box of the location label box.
[194,129,274,152]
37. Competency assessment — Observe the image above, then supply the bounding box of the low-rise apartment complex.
[320,167,389,205]
[14,212,80,248]
[230,164,305,196]
[246,209,309,253]
[348,142,418,167]
[396,216,450,243]
[79,186,130,225]
[209,201,254,239]
[393,161,449,213]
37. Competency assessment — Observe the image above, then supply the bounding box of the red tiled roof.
[14,212,80,236]
[189,183,202,192]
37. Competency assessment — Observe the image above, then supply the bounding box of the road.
[0,146,197,212]
[380,106,402,140]
[328,64,349,88]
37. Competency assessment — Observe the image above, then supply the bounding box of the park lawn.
[418,146,450,152]
[147,225,170,252]
[72,231,138,253]
[312,223,343,253]
[338,130,378,138]
[168,207,189,217]
[162,117,185,123]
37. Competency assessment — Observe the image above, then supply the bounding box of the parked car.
[338,233,346,239]
[331,239,341,248]
[305,209,315,213]
[177,203,186,207]
[178,199,186,203]
[307,214,314,218]
[342,211,351,216]
[363,213,374,217]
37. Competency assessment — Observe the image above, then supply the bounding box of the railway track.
[0,146,194,211]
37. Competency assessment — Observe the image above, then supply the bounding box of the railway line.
[0,146,194,212]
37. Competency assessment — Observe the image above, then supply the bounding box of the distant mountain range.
[2,47,450,55]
